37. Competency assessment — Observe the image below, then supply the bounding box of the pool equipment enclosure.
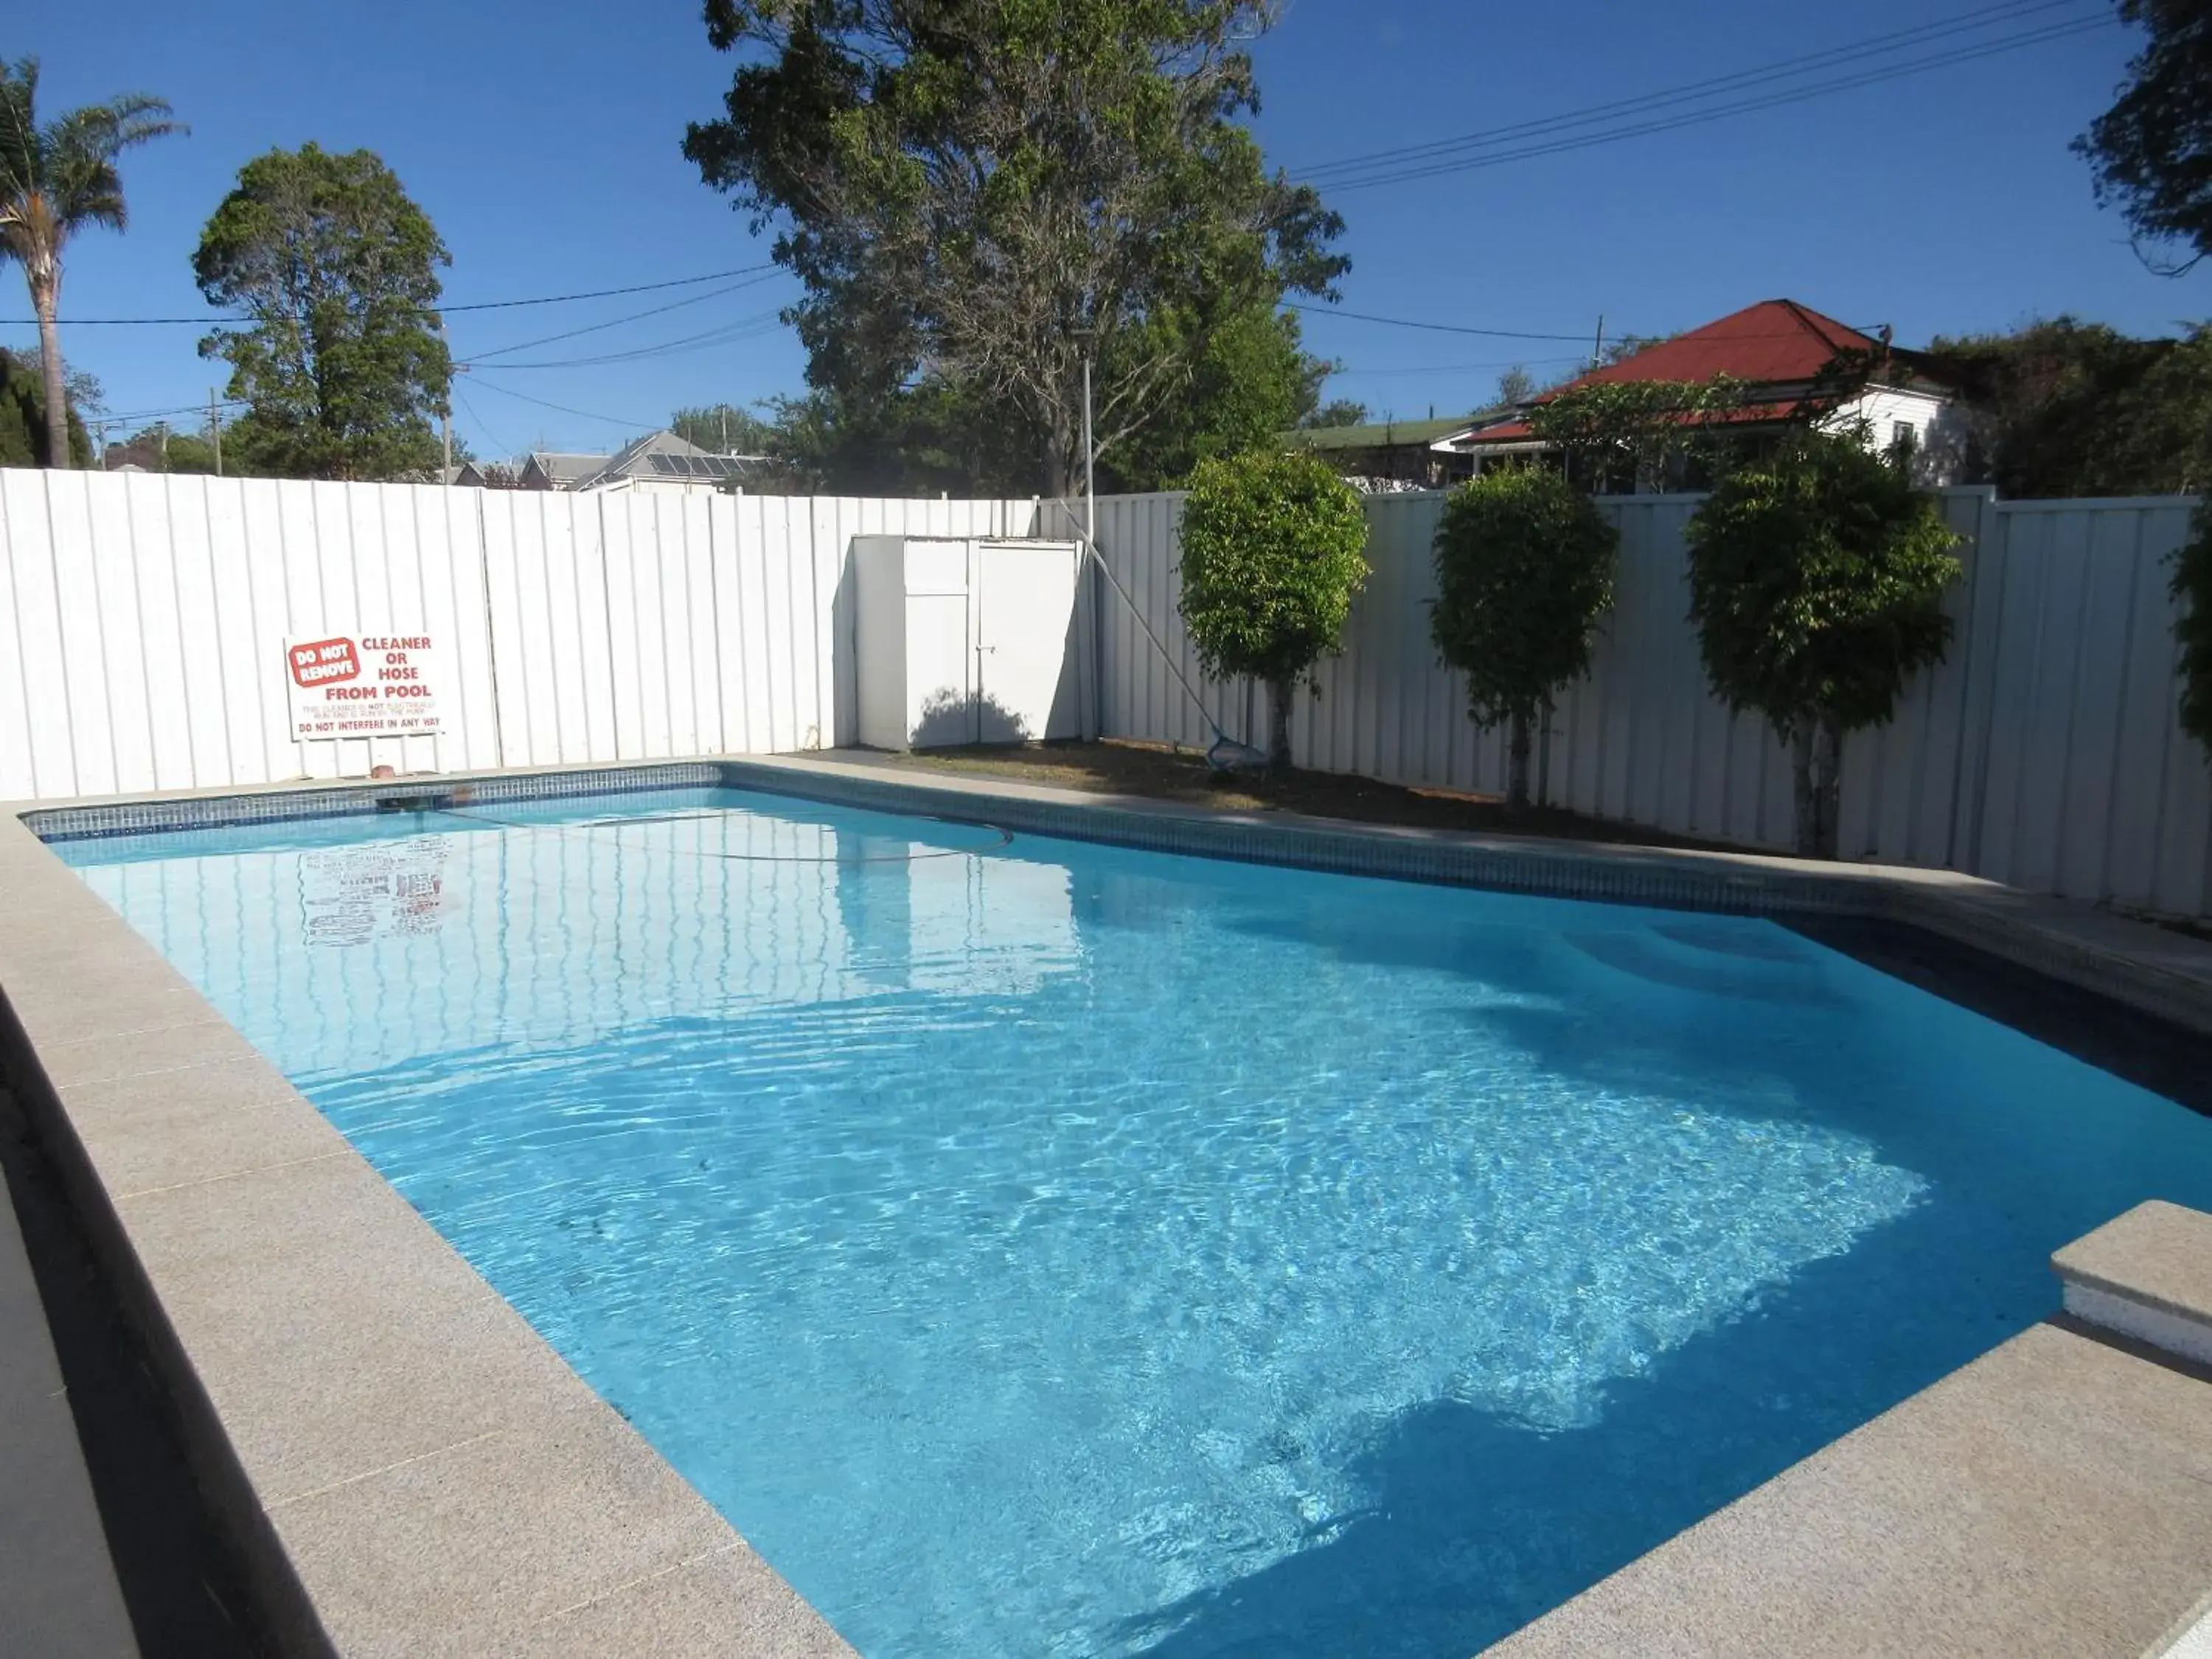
[850,536,1093,751]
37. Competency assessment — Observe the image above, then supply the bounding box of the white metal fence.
[1088,487,2212,917]
[5,467,2208,917]
[0,468,1027,801]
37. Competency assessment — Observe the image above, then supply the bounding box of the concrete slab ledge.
[2056,1203,2212,1370]
[7,754,2212,1658]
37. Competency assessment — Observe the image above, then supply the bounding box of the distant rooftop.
[526,451,609,487]
[1439,298,1942,452]
[1285,414,1488,452]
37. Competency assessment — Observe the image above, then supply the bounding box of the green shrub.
[1430,467,1618,813]
[1178,450,1370,768]
[1685,429,1961,858]
[2176,507,2212,759]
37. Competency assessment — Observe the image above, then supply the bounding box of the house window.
[1892,420,1916,448]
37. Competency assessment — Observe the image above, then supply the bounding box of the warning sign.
[285,633,446,741]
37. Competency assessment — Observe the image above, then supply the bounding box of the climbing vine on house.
[1522,375,1749,492]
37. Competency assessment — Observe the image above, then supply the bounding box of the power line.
[97,395,248,425]
[1287,304,1598,341]
[473,310,789,370]
[1328,355,1589,378]
[460,273,782,364]
[451,383,510,459]
[463,376,658,431]
[0,261,779,327]
[1309,10,2114,192]
[1296,0,2084,182]
[441,262,773,315]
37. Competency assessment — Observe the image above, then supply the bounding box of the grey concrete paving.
[2056,1202,2212,1373]
[1484,1321,2212,1659]
[0,1137,138,1659]
[2056,1201,2212,1324]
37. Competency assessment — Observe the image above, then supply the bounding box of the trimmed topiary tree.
[1430,467,1618,815]
[1178,450,1371,770]
[1685,428,1962,860]
[2176,508,2212,762]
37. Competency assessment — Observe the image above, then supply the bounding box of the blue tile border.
[24,764,720,842]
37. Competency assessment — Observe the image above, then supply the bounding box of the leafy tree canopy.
[0,345,90,466]
[1178,448,1369,766]
[1685,427,1962,856]
[2176,509,2212,760]
[1301,397,1368,429]
[2076,0,2212,271]
[756,381,1042,496]
[0,58,179,468]
[1098,299,1329,491]
[1493,364,1538,406]
[1430,467,1618,810]
[194,144,451,481]
[99,420,216,474]
[684,0,1346,496]
[670,403,782,456]
[1930,317,2212,496]
[1523,375,1750,493]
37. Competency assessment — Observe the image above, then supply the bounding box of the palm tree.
[0,59,180,468]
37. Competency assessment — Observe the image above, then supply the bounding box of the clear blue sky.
[8,0,2193,457]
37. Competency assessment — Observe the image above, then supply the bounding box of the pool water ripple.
[60,787,2212,1658]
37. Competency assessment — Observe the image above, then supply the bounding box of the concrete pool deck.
[3,752,2211,1657]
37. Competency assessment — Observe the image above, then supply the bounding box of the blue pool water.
[58,787,2212,1657]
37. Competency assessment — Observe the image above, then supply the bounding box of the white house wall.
[1825,386,1968,484]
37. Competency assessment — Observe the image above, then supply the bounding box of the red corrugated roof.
[1447,299,1897,451]
[1571,299,1881,389]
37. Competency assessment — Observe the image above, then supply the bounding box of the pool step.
[2052,1201,2212,1369]
[1562,928,1837,1006]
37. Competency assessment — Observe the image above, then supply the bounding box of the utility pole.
[439,315,454,484]
[93,420,107,470]
[209,390,222,477]
[1593,313,1606,367]
[1082,349,1096,552]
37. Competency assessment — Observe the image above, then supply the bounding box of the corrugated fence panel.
[1089,485,2212,915]
[7,466,2205,914]
[0,469,1031,805]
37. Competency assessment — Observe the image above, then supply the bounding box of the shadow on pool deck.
[0,1085,271,1658]
[1117,1201,2020,1659]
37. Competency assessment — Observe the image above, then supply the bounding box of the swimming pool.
[54,785,2212,1658]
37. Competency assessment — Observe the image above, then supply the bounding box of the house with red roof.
[1430,299,1963,487]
